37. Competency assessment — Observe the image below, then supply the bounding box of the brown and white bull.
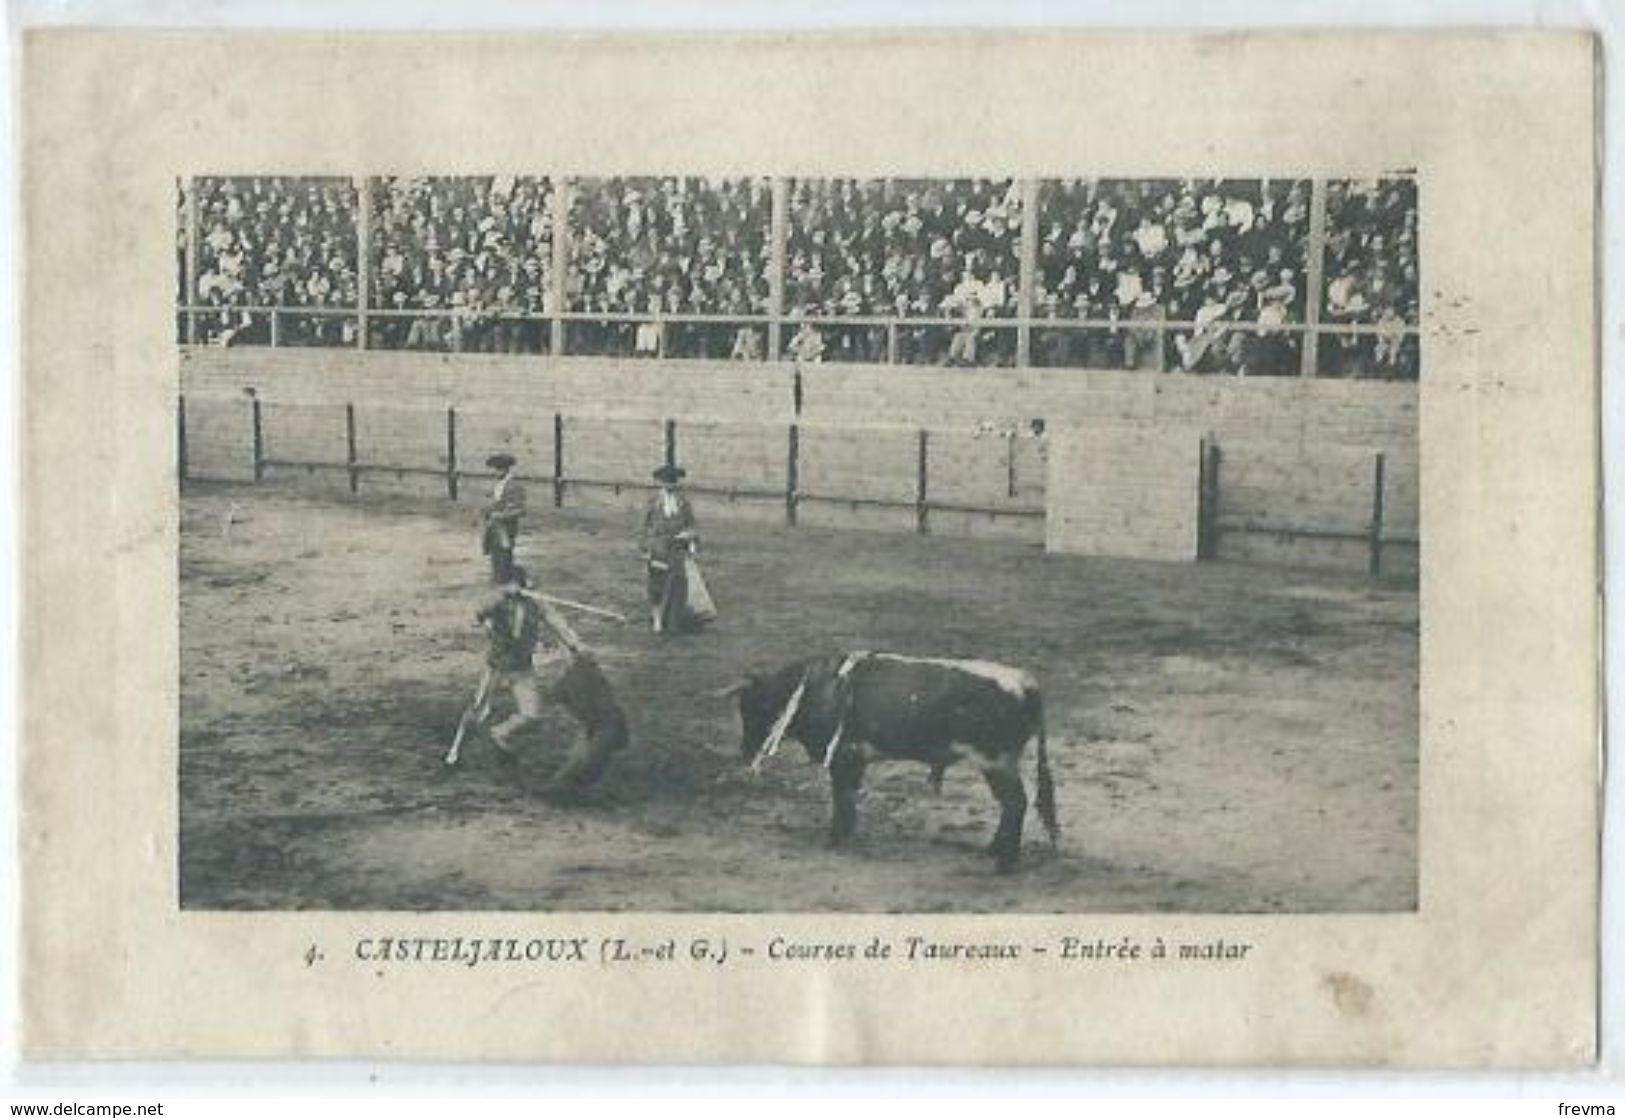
[724,652,1058,873]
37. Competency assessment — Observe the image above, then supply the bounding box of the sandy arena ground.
[179,481,1418,912]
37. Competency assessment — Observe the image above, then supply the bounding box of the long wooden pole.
[527,592,628,624]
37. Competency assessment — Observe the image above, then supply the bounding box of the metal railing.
[177,305,1420,379]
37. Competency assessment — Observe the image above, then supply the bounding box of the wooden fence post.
[1198,437,1222,560]
[177,395,188,483]
[446,406,459,501]
[1369,452,1386,576]
[345,402,359,494]
[916,429,930,536]
[250,395,264,482]
[665,418,677,469]
[786,423,799,526]
[553,412,566,508]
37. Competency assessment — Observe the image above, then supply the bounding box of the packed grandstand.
[178,174,1419,379]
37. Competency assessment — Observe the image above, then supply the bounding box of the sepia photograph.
[21,30,1597,1065]
[176,171,1420,913]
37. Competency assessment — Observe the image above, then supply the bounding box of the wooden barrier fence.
[177,393,1415,573]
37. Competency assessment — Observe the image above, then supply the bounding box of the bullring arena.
[177,175,1419,913]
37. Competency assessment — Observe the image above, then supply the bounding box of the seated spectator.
[788,319,825,364]
[1123,286,1166,371]
[405,293,446,350]
[730,325,764,361]
[1372,304,1407,376]
[634,297,662,358]
[945,274,982,366]
[1176,285,1251,373]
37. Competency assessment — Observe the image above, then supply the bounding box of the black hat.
[652,464,687,484]
[504,564,532,589]
[486,453,517,472]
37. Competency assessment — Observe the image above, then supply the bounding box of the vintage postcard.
[19,30,1598,1064]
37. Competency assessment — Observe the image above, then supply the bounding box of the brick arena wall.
[179,348,795,421]
[178,348,1419,571]
[797,363,1417,454]
[1046,425,1203,562]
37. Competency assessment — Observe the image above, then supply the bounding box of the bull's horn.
[707,679,751,700]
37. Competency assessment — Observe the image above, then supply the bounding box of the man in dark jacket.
[446,565,583,763]
[479,453,527,584]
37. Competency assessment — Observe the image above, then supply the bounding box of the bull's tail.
[1034,703,1060,848]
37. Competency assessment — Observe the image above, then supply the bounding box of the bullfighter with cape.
[641,463,716,634]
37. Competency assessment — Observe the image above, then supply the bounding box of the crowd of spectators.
[783,178,1023,365]
[368,175,556,353]
[184,177,359,347]
[1032,178,1311,375]
[566,176,771,359]
[177,174,1419,379]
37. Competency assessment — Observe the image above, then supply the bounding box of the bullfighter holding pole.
[446,564,581,763]
[445,564,631,795]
